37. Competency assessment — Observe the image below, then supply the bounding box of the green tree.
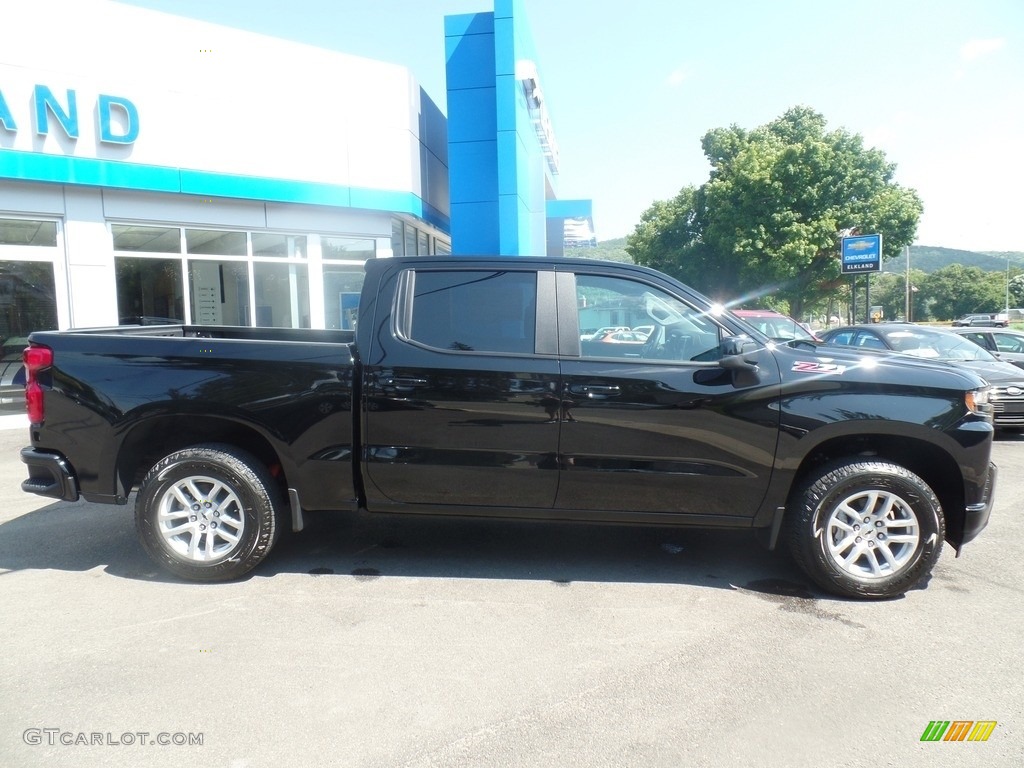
[627,106,923,318]
[922,265,1006,320]
[1008,271,1024,307]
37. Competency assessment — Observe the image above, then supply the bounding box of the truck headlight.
[966,388,992,417]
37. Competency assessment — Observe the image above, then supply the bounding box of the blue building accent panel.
[547,199,593,218]
[447,88,498,144]
[449,141,499,204]
[0,149,448,228]
[444,21,496,91]
[0,149,179,191]
[446,0,587,256]
[444,12,495,44]
[451,200,500,254]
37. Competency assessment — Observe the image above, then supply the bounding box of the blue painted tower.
[445,0,592,257]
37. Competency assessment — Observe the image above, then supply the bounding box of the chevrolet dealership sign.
[841,234,882,274]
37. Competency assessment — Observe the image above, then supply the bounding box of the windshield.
[756,317,814,341]
[883,328,997,362]
[731,312,814,343]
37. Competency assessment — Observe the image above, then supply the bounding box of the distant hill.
[569,237,630,262]
[908,246,1024,273]
[581,241,1024,274]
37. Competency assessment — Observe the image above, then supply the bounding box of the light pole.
[1006,255,1011,316]
[905,245,911,322]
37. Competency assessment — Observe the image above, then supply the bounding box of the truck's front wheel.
[786,460,944,599]
[135,444,283,581]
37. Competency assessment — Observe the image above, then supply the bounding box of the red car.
[732,309,820,342]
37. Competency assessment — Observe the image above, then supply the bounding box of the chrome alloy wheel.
[823,489,921,581]
[156,475,246,562]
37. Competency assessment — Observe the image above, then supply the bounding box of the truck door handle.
[569,384,621,398]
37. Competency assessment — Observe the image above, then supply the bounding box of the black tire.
[135,444,283,581]
[786,459,944,599]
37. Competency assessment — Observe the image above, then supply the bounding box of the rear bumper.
[21,447,80,502]
[958,461,996,549]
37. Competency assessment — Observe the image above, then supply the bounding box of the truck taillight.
[24,345,53,424]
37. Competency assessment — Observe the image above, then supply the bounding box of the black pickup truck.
[20,256,996,598]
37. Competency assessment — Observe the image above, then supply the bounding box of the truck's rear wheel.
[135,444,282,581]
[786,460,944,599]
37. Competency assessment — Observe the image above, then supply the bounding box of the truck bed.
[23,325,358,513]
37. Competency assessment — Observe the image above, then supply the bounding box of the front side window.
[993,332,1024,353]
[576,274,721,361]
[408,270,537,354]
[855,333,887,350]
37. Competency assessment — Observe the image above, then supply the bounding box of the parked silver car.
[951,327,1024,370]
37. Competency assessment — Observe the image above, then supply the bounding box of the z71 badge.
[792,361,847,374]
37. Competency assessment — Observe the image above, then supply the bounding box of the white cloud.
[960,37,1006,61]
[666,66,693,87]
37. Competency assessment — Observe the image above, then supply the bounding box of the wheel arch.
[787,433,965,542]
[116,415,287,500]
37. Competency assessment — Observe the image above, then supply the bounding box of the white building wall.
[0,0,448,337]
[63,188,117,327]
[1,0,443,203]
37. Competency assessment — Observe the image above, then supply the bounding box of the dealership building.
[0,0,593,411]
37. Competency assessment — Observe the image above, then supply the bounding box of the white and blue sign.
[841,234,882,274]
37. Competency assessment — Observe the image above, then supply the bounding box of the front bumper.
[21,447,80,502]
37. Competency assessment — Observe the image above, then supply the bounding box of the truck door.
[361,265,561,511]
[553,269,781,521]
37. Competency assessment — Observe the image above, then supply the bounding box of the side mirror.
[720,334,759,357]
[719,335,760,376]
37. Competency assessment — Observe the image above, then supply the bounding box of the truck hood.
[771,341,990,391]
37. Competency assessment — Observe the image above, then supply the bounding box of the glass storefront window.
[323,269,364,330]
[189,260,250,325]
[0,219,58,247]
[115,257,184,324]
[253,262,310,328]
[252,233,307,258]
[1,261,58,412]
[391,220,405,257]
[112,224,181,253]
[185,229,247,256]
[107,221,439,329]
[322,237,375,260]
[404,224,418,257]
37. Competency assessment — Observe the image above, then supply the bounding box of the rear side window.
[408,270,536,354]
[856,333,887,350]
[827,330,857,346]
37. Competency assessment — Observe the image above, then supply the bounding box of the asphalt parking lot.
[0,418,1021,768]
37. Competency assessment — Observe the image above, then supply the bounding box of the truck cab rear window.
[408,270,536,354]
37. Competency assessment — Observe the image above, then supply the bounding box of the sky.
[116,0,1023,252]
